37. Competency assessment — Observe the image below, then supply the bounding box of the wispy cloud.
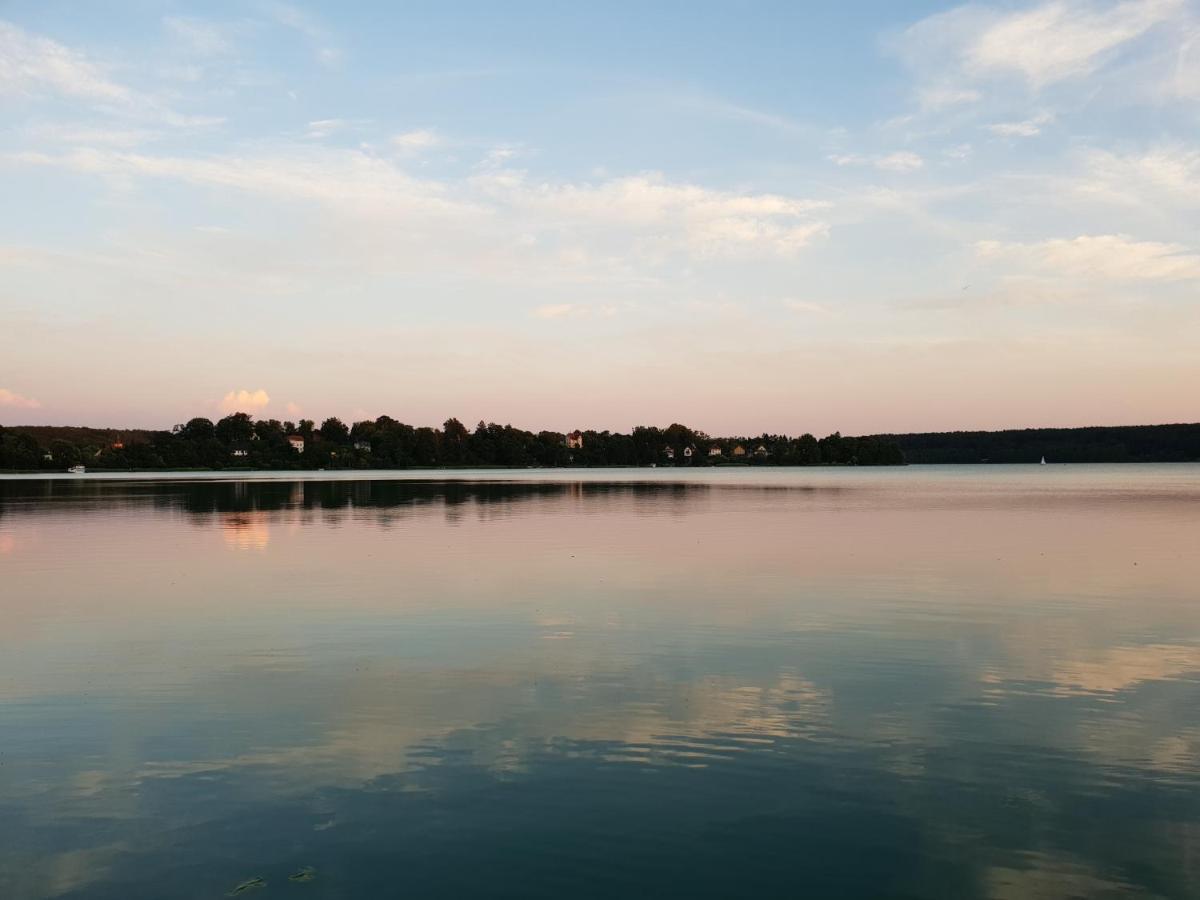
[163,16,234,56]
[0,20,223,129]
[262,1,340,67]
[1077,145,1200,206]
[901,0,1183,91]
[987,111,1054,137]
[392,129,441,154]
[965,0,1182,87]
[306,118,347,139]
[0,20,130,103]
[976,234,1200,282]
[916,85,982,111]
[0,388,42,409]
[782,299,832,315]
[830,151,924,173]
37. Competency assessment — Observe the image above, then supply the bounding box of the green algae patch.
[227,876,266,895]
[288,867,317,883]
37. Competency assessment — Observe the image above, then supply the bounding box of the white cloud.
[220,388,271,413]
[830,151,924,173]
[0,388,41,409]
[987,111,1054,137]
[897,0,1187,115]
[1078,145,1200,205]
[285,401,303,417]
[12,142,830,276]
[392,129,440,153]
[306,118,346,139]
[976,234,1200,281]
[0,20,224,130]
[0,20,130,103]
[485,172,831,258]
[966,0,1182,87]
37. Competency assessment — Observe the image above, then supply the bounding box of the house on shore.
[287,435,305,453]
[754,445,769,458]
[565,430,584,449]
[708,446,723,457]
[732,445,747,458]
[353,440,372,453]
[683,445,695,459]
[664,446,675,461]
[231,448,249,458]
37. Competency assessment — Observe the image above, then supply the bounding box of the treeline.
[879,423,1200,464]
[0,416,904,471]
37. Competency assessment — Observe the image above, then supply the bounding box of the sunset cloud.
[0,387,41,409]
[220,388,270,413]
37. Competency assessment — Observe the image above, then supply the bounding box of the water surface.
[2,466,1198,898]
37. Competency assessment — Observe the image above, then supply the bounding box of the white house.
[231,449,248,458]
[354,440,372,452]
[683,445,695,458]
[287,435,305,453]
[664,446,675,460]
[708,446,723,457]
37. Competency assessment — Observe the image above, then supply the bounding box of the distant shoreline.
[3,420,1199,471]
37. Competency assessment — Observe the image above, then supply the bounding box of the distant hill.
[876,423,1200,464]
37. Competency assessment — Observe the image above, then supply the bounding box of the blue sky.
[1,1,1197,433]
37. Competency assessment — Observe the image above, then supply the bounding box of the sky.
[1,0,1197,435]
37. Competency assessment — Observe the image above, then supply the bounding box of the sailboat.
[67,465,86,474]
[1040,456,1047,465]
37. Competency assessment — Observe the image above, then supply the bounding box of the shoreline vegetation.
[0,418,1197,473]
[1,416,904,471]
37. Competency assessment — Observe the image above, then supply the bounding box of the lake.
[2,466,1198,899]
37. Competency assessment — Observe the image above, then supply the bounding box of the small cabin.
[708,446,722,457]
[231,448,248,458]
[664,446,675,460]
[354,440,372,453]
[732,445,747,457]
[565,430,584,449]
[287,435,305,453]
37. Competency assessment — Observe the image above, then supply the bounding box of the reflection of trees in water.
[0,479,718,522]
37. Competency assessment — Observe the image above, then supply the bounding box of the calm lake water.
[2,466,1198,899]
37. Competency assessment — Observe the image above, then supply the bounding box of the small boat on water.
[1040,456,1047,465]
[67,465,86,474]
